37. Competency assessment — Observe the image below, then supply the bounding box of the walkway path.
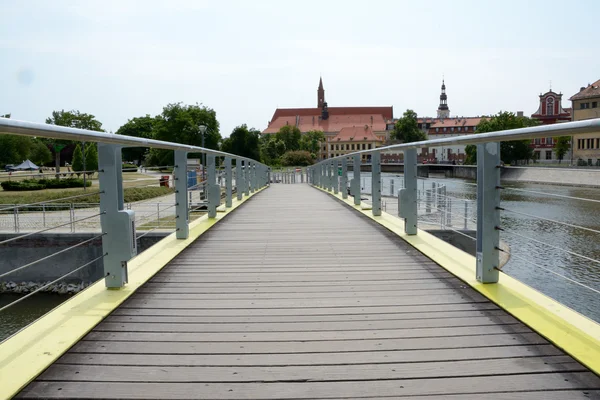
[18,185,600,399]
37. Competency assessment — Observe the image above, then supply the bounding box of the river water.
[1,175,600,342]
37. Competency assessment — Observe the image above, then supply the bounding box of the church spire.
[437,78,450,119]
[318,77,325,109]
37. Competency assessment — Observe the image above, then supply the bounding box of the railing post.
[236,158,243,200]
[399,148,418,234]
[352,155,361,205]
[390,179,394,196]
[98,143,136,289]
[225,157,232,207]
[332,160,338,194]
[244,160,250,196]
[206,154,219,218]
[252,162,258,192]
[174,150,189,239]
[341,157,348,199]
[371,151,381,216]
[476,142,501,283]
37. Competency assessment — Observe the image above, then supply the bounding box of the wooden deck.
[19,185,600,399]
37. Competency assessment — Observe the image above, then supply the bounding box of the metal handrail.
[0,118,257,162]
[320,118,600,161]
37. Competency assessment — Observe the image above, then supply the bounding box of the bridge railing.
[0,118,269,298]
[309,118,600,292]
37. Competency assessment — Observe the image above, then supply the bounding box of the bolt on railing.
[0,118,269,290]
[308,118,600,285]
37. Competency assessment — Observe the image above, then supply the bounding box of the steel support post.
[244,160,250,196]
[371,152,381,216]
[98,143,136,289]
[174,150,189,239]
[476,142,501,283]
[236,159,243,200]
[207,154,218,218]
[341,157,348,199]
[332,160,338,194]
[224,157,232,207]
[352,155,361,205]
[390,179,395,196]
[399,148,418,235]
[252,162,258,192]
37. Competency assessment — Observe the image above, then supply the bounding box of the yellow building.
[570,79,600,165]
[328,126,383,162]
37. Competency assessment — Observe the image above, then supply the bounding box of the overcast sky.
[2,0,599,136]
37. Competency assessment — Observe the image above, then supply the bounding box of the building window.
[546,97,554,116]
[578,139,583,149]
[534,138,541,145]
[458,127,462,132]
[361,143,365,150]
[436,128,439,132]
[450,127,454,132]
[597,138,600,149]
[368,144,372,149]
[546,151,552,160]
[547,137,553,145]
[581,102,590,109]
[593,102,598,108]
[330,144,334,151]
[443,127,447,132]
[473,127,477,131]
[588,138,593,149]
[534,151,540,160]
[351,144,355,150]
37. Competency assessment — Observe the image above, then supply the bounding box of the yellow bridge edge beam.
[0,186,268,399]
[315,186,600,375]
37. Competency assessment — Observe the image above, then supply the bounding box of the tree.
[465,111,539,165]
[72,144,84,174]
[84,143,98,174]
[393,109,427,143]
[45,110,104,175]
[149,103,221,166]
[280,150,314,166]
[259,134,287,165]
[221,124,261,161]
[300,130,325,155]
[275,125,301,152]
[29,140,53,166]
[553,136,571,163]
[0,134,32,167]
[116,115,157,165]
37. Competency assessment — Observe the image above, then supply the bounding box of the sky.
[1,0,599,137]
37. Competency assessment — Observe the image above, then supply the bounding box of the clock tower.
[437,79,450,119]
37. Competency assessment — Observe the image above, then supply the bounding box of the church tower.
[318,77,325,109]
[437,79,450,119]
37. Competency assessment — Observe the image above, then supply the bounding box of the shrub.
[42,178,92,189]
[122,163,138,171]
[280,150,314,167]
[1,181,46,191]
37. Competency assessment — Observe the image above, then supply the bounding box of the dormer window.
[546,97,554,116]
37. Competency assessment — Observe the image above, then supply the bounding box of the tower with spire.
[317,77,325,109]
[437,79,450,119]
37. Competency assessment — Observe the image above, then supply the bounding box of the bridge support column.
[341,157,348,199]
[352,155,361,205]
[174,150,189,239]
[476,142,500,283]
[225,157,232,207]
[371,152,381,216]
[332,160,338,195]
[236,159,243,200]
[206,154,219,218]
[399,148,417,235]
[98,143,136,289]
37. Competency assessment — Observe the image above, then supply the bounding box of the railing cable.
[500,186,600,204]
[0,191,103,213]
[501,208,600,235]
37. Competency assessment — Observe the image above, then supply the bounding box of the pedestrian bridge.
[1,118,600,399]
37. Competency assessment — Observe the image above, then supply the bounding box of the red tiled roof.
[570,79,600,101]
[263,114,388,134]
[271,106,393,122]
[333,126,382,142]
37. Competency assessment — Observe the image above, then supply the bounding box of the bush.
[122,163,138,171]
[1,181,46,191]
[42,178,92,189]
[280,150,314,167]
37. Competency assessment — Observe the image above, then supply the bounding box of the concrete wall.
[0,232,167,283]
[428,230,476,256]
[445,165,477,180]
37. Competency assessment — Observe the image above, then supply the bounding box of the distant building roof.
[430,117,484,128]
[271,106,393,122]
[332,126,382,142]
[263,113,388,134]
[570,79,600,101]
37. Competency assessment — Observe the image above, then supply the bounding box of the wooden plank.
[38,356,583,382]
[18,372,600,399]
[56,344,565,366]
[105,308,509,323]
[69,332,548,354]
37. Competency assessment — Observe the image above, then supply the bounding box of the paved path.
[18,184,600,399]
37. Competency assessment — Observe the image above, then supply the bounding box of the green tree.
[281,150,314,166]
[29,140,53,166]
[275,125,301,152]
[464,111,538,165]
[300,130,325,155]
[0,134,32,167]
[393,109,427,143]
[116,115,157,165]
[149,103,221,166]
[553,136,571,163]
[84,143,98,174]
[221,124,261,161]
[45,110,104,175]
[72,144,84,174]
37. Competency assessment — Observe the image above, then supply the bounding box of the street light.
[198,124,207,181]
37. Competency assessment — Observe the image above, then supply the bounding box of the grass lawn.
[136,212,204,230]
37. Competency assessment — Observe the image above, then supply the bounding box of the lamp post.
[199,124,207,182]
